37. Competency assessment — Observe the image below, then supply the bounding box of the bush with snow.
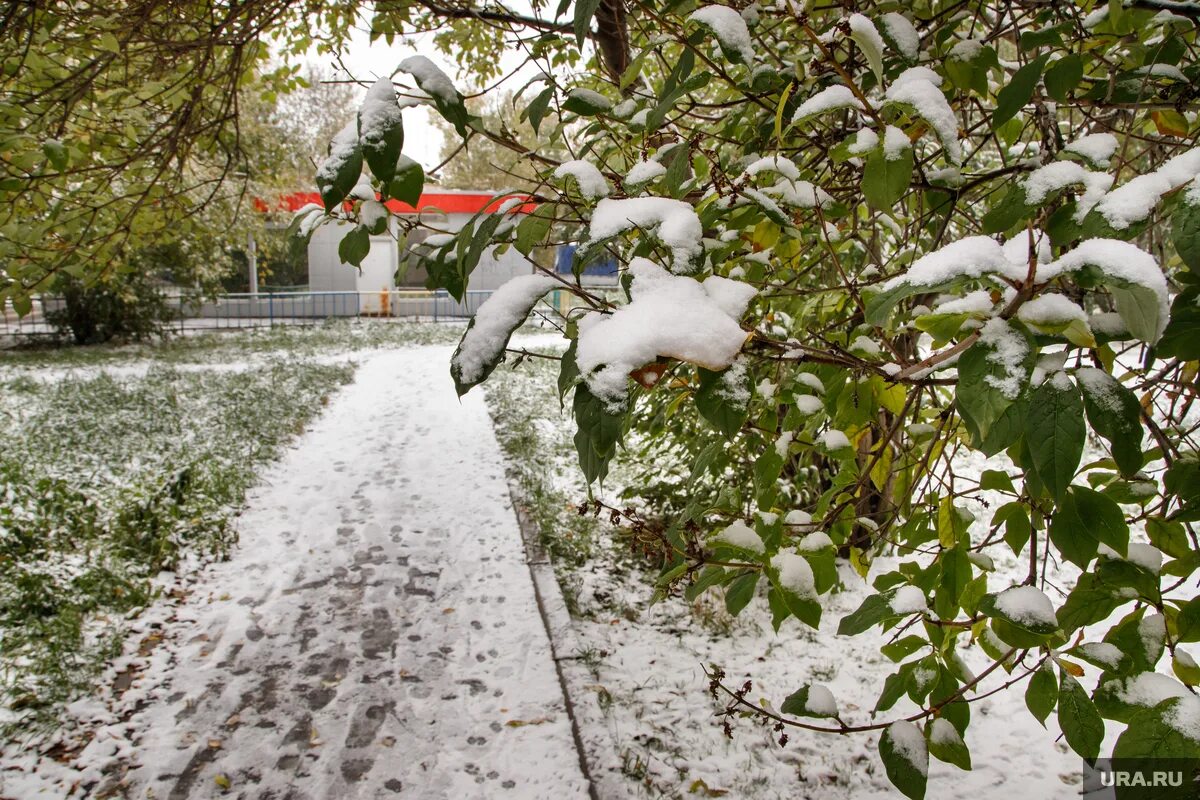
[302,3,1200,796]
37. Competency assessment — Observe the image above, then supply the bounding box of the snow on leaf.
[553,159,611,200]
[689,5,756,65]
[587,197,704,274]
[450,274,557,396]
[575,259,753,407]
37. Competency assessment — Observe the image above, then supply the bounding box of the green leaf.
[450,280,554,397]
[42,139,68,171]
[838,591,908,635]
[1076,368,1144,477]
[927,719,971,770]
[358,78,405,185]
[1051,485,1130,568]
[1158,285,1200,360]
[849,18,884,85]
[573,383,624,485]
[1025,663,1058,726]
[1176,598,1200,643]
[978,588,1059,636]
[337,225,371,267]
[695,366,748,439]
[1109,281,1166,345]
[388,156,424,206]
[515,203,554,256]
[557,339,579,409]
[724,571,758,616]
[780,684,838,719]
[1057,669,1105,759]
[956,324,1034,445]
[981,185,1031,235]
[1026,374,1085,503]
[1147,518,1190,560]
[881,635,927,663]
[862,145,913,210]
[1043,54,1083,103]
[1057,573,1119,634]
[879,721,928,800]
[980,469,1016,493]
[523,85,555,135]
[316,122,363,212]
[993,55,1049,127]
[562,89,612,117]
[573,0,602,47]
[1113,698,1200,760]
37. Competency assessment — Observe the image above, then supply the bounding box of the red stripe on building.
[258,192,535,215]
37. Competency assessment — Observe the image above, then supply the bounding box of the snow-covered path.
[112,347,591,799]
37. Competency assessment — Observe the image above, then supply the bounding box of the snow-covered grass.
[483,348,1082,799]
[0,361,354,740]
[0,318,465,371]
[0,323,475,742]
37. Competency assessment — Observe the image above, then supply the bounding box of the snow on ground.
[484,347,1084,799]
[1,347,589,799]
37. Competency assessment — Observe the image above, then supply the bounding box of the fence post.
[268,291,274,327]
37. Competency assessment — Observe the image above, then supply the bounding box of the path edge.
[505,484,602,800]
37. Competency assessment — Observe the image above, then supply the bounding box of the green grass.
[0,358,354,739]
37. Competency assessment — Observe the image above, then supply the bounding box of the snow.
[929,718,963,747]
[1127,543,1164,573]
[1016,294,1087,326]
[880,12,920,61]
[886,721,929,776]
[1115,673,1189,708]
[770,549,816,597]
[1064,133,1118,167]
[848,127,879,155]
[554,159,611,200]
[791,85,864,123]
[398,55,459,103]
[848,14,885,59]
[797,372,826,393]
[625,159,666,186]
[885,67,962,163]
[1141,613,1167,656]
[804,684,839,717]
[16,348,592,798]
[567,87,613,111]
[775,430,794,458]
[1094,148,1200,228]
[1135,63,1188,81]
[785,509,813,526]
[880,236,1023,293]
[1165,695,1200,741]
[949,38,984,61]
[1041,239,1169,340]
[711,520,765,553]
[452,274,556,386]
[575,259,754,407]
[359,77,402,153]
[315,121,361,195]
[850,335,881,355]
[588,197,704,274]
[933,290,994,315]
[1077,642,1124,669]
[993,585,1056,628]
[690,5,756,64]
[743,155,800,181]
[977,318,1030,399]
[1022,161,1112,206]
[798,531,834,551]
[821,429,851,450]
[764,179,833,208]
[883,125,910,160]
[890,585,928,615]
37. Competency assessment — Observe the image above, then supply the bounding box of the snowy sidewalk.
[110,347,591,799]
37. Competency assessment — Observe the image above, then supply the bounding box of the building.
[272,189,540,316]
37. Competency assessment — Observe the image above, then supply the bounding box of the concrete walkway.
[112,347,590,799]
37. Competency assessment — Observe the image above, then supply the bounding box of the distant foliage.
[305,0,1200,792]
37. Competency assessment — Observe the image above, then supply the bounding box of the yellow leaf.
[1152,109,1190,138]
[1059,659,1085,677]
[849,546,871,578]
[214,773,231,790]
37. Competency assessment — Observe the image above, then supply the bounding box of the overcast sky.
[311,3,549,176]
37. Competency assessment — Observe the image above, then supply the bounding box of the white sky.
[310,3,550,174]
